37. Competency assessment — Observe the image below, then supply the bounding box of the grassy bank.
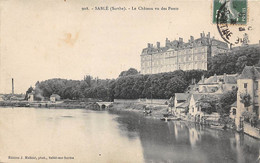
[109,102,168,119]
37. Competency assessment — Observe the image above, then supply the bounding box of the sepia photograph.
[0,0,260,162]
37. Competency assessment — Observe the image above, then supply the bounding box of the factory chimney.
[12,78,14,96]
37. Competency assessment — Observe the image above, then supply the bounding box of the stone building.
[195,73,238,94]
[235,66,260,129]
[140,32,229,74]
[50,94,61,102]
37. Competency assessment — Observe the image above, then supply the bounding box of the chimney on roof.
[201,75,205,84]
[156,42,160,48]
[147,43,150,48]
[207,32,210,38]
[166,38,170,47]
[179,37,183,43]
[200,32,205,38]
[190,36,194,42]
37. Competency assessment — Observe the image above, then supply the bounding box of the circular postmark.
[216,0,252,46]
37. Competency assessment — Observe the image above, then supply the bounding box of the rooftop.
[141,32,229,55]
[231,101,237,107]
[191,93,222,101]
[198,74,238,84]
[238,66,260,80]
[175,93,190,101]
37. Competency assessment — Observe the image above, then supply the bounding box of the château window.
[244,83,247,89]
[255,81,258,90]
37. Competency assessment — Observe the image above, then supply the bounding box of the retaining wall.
[244,122,260,139]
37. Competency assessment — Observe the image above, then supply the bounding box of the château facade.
[140,32,229,74]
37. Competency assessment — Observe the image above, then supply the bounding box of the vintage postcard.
[0,0,260,162]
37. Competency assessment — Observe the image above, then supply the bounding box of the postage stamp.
[213,0,247,25]
[213,0,252,46]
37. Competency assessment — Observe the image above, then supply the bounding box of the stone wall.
[114,98,168,105]
[244,122,260,139]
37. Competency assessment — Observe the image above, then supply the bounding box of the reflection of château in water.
[140,32,229,74]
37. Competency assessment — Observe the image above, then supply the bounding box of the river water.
[0,107,259,163]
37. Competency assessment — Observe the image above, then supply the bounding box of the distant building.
[28,92,34,102]
[141,32,229,74]
[50,94,61,102]
[235,66,260,129]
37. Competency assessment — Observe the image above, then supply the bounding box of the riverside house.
[188,93,221,123]
[50,94,61,103]
[174,93,190,117]
[235,66,260,136]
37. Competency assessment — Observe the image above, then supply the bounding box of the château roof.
[238,66,260,80]
[141,32,229,55]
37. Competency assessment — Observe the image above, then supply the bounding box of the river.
[0,107,259,163]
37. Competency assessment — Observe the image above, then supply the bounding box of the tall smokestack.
[12,78,14,96]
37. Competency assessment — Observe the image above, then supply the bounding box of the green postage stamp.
[213,0,247,25]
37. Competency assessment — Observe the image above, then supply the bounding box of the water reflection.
[112,110,260,163]
[0,108,259,163]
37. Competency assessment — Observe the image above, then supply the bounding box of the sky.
[0,0,259,94]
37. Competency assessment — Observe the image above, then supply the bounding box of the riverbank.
[108,102,168,119]
[109,102,238,132]
[0,100,102,109]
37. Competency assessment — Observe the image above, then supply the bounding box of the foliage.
[240,92,252,108]
[208,46,260,76]
[119,68,139,77]
[242,111,257,122]
[218,115,234,126]
[197,95,219,114]
[27,69,206,101]
[24,86,33,100]
[217,88,237,115]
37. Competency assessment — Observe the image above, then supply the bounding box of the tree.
[119,68,139,77]
[240,92,252,108]
[208,46,260,75]
[197,95,219,114]
[217,88,237,116]
[24,86,33,100]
